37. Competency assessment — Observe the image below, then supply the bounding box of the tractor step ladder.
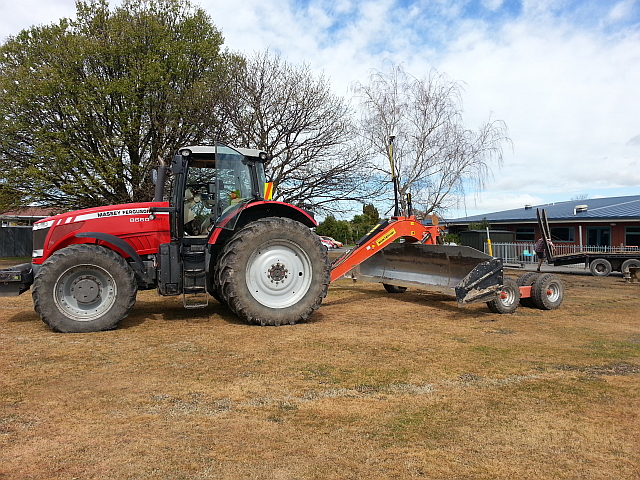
[182,245,208,309]
[183,268,208,308]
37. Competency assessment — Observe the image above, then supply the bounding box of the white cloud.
[1,0,639,217]
[607,0,638,23]
[0,0,77,42]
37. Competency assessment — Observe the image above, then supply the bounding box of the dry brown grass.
[1,261,639,479]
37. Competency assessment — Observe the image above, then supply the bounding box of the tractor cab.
[159,143,270,238]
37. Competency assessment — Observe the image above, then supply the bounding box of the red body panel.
[208,200,317,244]
[33,202,171,264]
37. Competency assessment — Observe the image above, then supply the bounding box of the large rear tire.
[486,277,521,314]
[32,244,137,333]
[215,217,330,326]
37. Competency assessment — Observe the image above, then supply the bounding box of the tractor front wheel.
[215,217,331,326]
[32,244,137,333]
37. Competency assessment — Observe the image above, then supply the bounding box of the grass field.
[1,262,639,479]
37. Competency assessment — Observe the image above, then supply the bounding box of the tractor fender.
[208,201,317,245]
[74,232,151,285]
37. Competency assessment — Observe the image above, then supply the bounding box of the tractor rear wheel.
[215,217,330,326]
[32,244,137,333]
[486,277,521,314]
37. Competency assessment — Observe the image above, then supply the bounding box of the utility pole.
[388,135,400,217]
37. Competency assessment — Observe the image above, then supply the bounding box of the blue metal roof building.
[445,195,640,248]
[445,195,640,224]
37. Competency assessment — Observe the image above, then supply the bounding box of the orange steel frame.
[329,215,441,283]
[329,215,533,300]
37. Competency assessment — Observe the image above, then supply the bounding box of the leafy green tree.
[468,217,491,230]
[0,0,235,211]
[315,216,354,245]
[315,215,339,239]
[333,220,354,245]
[362,203,380,223]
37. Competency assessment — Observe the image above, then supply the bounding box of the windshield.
[181,143,262,236]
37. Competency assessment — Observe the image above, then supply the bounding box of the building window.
[626,226,640,247]
[515,227,535,242]
[550,227,575,242]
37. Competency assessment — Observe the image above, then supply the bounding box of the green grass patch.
[580,339,640,360]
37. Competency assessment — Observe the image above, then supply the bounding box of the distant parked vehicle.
[319,237,334,250]
[320,236,343,248]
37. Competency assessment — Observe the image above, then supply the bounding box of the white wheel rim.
[499,286,517,306]
[545,282,561,302]
[246,239,313,309]
[54,264,117,321]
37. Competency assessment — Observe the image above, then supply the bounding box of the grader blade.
[349,243,503,305]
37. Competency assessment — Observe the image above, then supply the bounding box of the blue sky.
[1,0,639,218]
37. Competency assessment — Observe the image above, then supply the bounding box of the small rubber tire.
[516,272,539,308]
[486,277,521,314]
[32,244,137,333]
[589,258,612,277]
[621,259,640,274]
[383,284,407,294]
[531,273,564,310]
[215,217,330,326]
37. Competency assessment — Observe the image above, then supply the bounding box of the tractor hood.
[32,202,172,263]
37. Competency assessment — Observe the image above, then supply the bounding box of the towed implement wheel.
[32,244,137,333]
[486,277,521,314]
[531,273,564,310]
[516,272,539,308]
[215,217,330,326]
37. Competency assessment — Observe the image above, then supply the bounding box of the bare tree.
[352,64,511,216]
[223,51,375,215]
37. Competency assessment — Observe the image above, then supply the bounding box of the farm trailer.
[536,209,640,277]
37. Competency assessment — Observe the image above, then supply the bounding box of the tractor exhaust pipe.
[153,159,167,202]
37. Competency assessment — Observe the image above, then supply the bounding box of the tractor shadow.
[7,310,40,323]
[325,284,496,321]
[120,297,244,329]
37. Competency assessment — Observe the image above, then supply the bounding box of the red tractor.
[0,142,564,333]
[0,143,330,332]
